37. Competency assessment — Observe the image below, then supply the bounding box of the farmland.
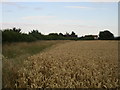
[2,40,68,88]
[2,40,119,88]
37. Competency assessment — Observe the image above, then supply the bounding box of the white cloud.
[22,16,56,20]
[34,7,42,10]
[21,15,84,24]
[21,16,57,24]
[21,15,94,25]
[1,22,103,36]
[4,10,13,13]
[65,6,92,9]
[2,2,27,9]
[1,22,118,36]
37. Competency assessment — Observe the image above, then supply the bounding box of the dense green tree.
[2,29,21,42]
[29,30,43,40]
[13,27,21,33]
[2,28,37,43]
[48,33,59,40]
[59,33,64,36]
[71,31,77,37]
[99,30,114,40]
[71,31,75,36]
[64,32,70,37]
[2,27,119,43]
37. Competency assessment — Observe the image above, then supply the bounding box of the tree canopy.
[1,28,119,43]
[99,30,114,40]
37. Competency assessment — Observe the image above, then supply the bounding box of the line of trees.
[1,27,120,43]
[1,28,78,43]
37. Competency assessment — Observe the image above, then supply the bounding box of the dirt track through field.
[16,41,119,88]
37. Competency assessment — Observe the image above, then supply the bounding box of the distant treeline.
[1,27,120,43]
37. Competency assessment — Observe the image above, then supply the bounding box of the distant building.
[84,35,98,40]
[92,35,98,39]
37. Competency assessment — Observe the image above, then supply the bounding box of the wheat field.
[15,41,119,88]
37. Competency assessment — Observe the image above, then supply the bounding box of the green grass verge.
[2,40,68,88]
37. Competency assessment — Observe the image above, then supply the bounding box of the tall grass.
[2,40,67,88]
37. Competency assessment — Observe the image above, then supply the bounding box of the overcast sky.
[1,1,118,36]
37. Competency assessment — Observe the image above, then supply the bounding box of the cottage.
[84,35,98,40]
[92,35,98,39]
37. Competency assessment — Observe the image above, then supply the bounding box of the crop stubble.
[16,41,119,88]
